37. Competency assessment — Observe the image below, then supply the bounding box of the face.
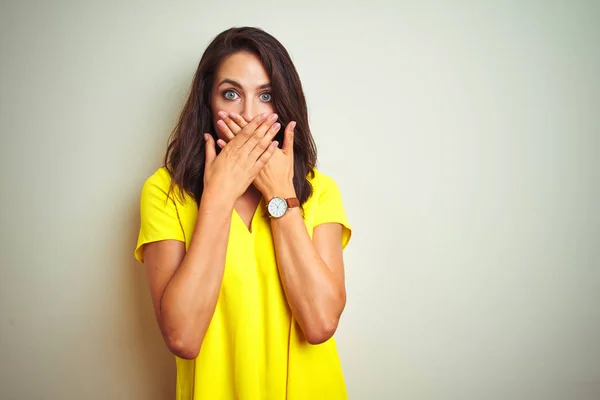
[210,51,275,142]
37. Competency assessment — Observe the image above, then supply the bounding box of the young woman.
[134,26,352,399]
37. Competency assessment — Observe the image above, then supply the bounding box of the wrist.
[200,188,235,211]
[263,184,296,201]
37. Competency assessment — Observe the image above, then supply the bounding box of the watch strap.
[285,197,300,209]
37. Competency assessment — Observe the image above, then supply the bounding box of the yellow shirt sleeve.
[312,171,352,249]
[134,168,185,263]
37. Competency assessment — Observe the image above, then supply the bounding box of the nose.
[240,100,257,122]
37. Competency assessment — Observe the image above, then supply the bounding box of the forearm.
[160,191,233,356]
[271,208,346,344]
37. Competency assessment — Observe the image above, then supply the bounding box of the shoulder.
[141,167,172,193]
[135,168,186,262]
[306,168,344,200]
[140,167,185,202]
[304,168,352,246]
[139,167,181,209]
[303,168,348,215]
[140,167,196,211]
[307,168,339,192]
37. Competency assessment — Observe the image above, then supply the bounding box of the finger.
[216,138,226,149]
[248,122,281,161]
[217,111,243,136]
[228,112,249,129]
[229,112,268,147]
[283,121,296,154]
[204,133,216,166]
[253,141,279,171]
[239,113,278,153]
[216,119,236,141]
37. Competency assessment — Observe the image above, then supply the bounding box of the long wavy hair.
[164,27,317,206]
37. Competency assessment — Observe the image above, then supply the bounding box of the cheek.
[210,95,238,132]
[211,95,237,115]
[260,102,275,114]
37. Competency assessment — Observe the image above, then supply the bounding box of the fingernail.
[290,121,297,130]
[272,141,279,148]
[259,113,267,120]
[269,113,278,122]
[217,120,226,127]
[204,133,209,141]
[273,123,281,130]
[218,111,227,119]
[229,112,238,119]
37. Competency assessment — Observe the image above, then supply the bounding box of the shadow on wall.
[122,196,175,399]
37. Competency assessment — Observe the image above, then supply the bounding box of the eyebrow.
[217,78,271,90]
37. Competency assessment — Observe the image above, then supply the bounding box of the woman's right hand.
[202,112,281,205]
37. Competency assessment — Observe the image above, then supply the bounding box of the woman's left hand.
[216,111,297,200]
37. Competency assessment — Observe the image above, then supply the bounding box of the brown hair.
[164,27,316,205]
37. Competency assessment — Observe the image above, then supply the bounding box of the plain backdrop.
[1,1,599,399]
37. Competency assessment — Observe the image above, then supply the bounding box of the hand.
[216,112,296,200]
[203,112,281,205]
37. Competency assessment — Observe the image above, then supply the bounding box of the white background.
[1,1,599,399]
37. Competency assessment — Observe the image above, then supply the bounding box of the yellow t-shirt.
[134,167,352,400]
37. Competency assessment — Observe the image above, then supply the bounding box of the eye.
[260,92,272,102]
[222,90,239,100]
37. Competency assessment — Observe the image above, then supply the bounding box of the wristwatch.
[266,196,300,218]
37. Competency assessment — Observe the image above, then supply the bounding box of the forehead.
[215,51,270,85]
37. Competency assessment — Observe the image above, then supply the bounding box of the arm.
[144,191,233,360]
[142,113,281,359]
[216,113,348,344]
[270,205,347,344]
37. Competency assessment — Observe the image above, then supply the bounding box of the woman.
[135,26,352,399]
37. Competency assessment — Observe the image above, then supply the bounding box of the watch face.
[267,197,288,218]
